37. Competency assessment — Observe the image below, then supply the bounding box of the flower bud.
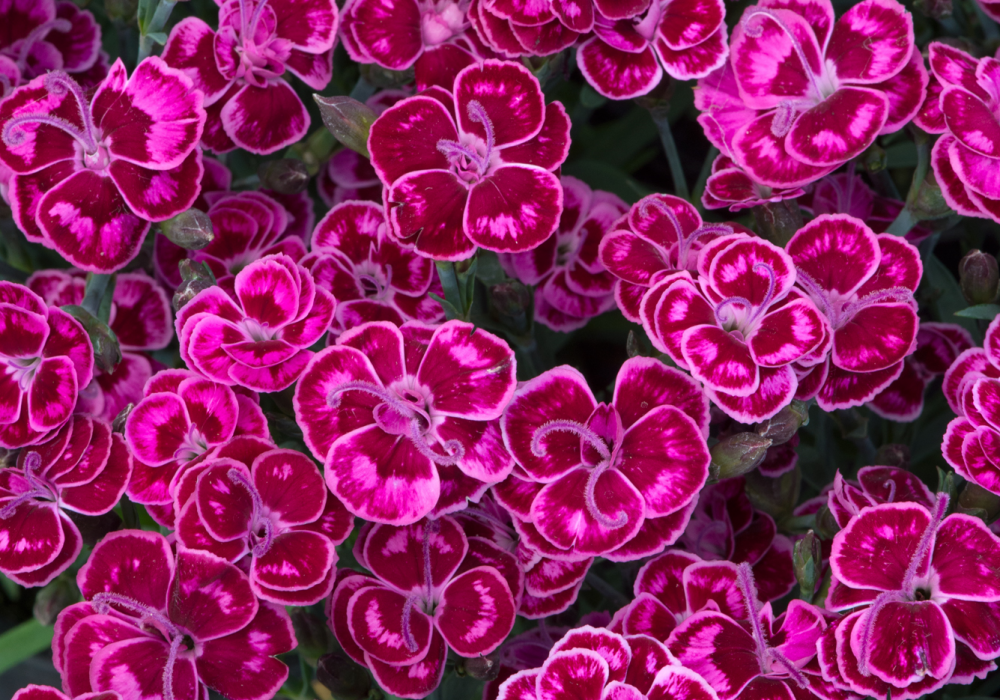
[710,433,772,480]
[913,0,952,20]
[160,208,214,250]
[627,330,643,358]
[489,281,531,319]
[959,249,999,305]
[874,443,910,469]
[908,170,951,221]
[634,77,675,119]
[860,142,887,173]
[752,200,804,248]
[316,651,371,700]
[314,95,378,158]
[258,158,310,195]
[61,305,122,375]
[172,259,215,312]
[793,530,822,602]
[33,574,80,626]
[814,504,841,540]
[959,481,1000,521]
[754,401,809,445]
[464,650,502,682]
[112,403,133,434]
[745,464,801,522]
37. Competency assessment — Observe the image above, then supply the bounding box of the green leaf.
[956,303,1000,319]
[0,618,54,675]
[146,32,168,45]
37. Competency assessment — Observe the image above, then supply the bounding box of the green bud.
[489,281,531,319]
[160,209,214,250]
[634,77,675,119]
[316,651,372,700]
[289,609,332,662]
[33,574,80,626]
[959,250,1000,305]
[832,408,868,441]
[959,481,1000,521]
[61,305,121,375]
[172,259,215,312]
[627,330,643,359]
[873,443,910,469]
[751,200,804,248]
[860,142,888,173]
[754,400,809,445]
[314,95,378,158]
[710,433,772,481]
[909,169,951,221]
[793,530,822,602]
[745,464,801,522]
[813,504,840,540]
[258,158,310,195]
[360,63,415,89]
[112,403,134,434]
[464,650,502,682]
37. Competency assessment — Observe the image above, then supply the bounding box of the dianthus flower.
[318,148,381,206]
[0,281,93,449]
[823,496,1000,699]
[645,234,826,422]
[302,200,444,336]
[825,465,934,530]
[498,625,715,700]
[329,516,517,698]
[701,0,925,188]
[0,415,130,587]
[295,320,516,524]
[598,193,740,322]
[175,253,335,392]
[174,438,353,605]
[55,530,295,700]
[500,177,625,331]
[0,59,206,272]
[162,0,339,154]
[368,60,570,260]
[499,357,710,560]
[785,215,922,412]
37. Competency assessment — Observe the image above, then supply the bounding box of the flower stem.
[137,0,176,62]
[652,113,689,200]
[693,146,719,212]
[887,131,931,237]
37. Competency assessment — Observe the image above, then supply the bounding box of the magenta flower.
[162,0,339,155]
[499,357,710,560]
[825,465,935,530]
[498,177,625,331]
[328,516,517,698]
[0,58,206,273]
[498,625,716,700]
[646,235,826,423]
[678,477,795,603]
[701,154,806,212]
[0,281,93,449]
[294,320,516,524]
[0,0,101,94]
[318,147,382,206]
[598,193,741,323]
[12,686,119,700]
[668,564,836,700]
[704,0,925,188]
[869,323,973,422]
[123,369,271,525]
[174,439,353,605]
[368,60,570,260]
[0,415,130,587]
[156,189,308,292]
[825,496,1000,698]
[176,253,335,392]
[56,530,296,700]
[785,214,922,412]
[302,200,445,335]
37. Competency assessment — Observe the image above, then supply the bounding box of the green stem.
[652,113,689,200]
[884,207,918,237]
[693,146,719,212]
[81,273,114,318]
[137,0,176,61]
[887,132,930,237]
[349,76,376,103]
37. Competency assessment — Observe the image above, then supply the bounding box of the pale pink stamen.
[715,262,777,329]
[638,197,733,269]
[2,72,100,155]
[437,100,494,182]
[227,468,275,557]
[736,563,809,688]
[0,452,51,519]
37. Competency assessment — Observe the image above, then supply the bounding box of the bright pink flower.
[701,154,806,212]
[668,564,836,700]
[467,0,580,62]
[0,59,206,273]
[498,625,716,700]
[302,200,445,335]
[368,60,570,260]
[678,477,795,602]
[598,193,743,323]
[123,369,271,525]
[162,0,339,155]
[176,253,335,392]
[645,235,827,422]
[0,415,130,587]
[155,189,308,292]
[704,0,925,188]
[824,496,1000,698]
[869,323,972,421]
[0,281,94,449]
[174,438,353,605]
[785,214,922,412]
[295,320,516,524]
[499,357,710,560]
[12,685,119,700]
[328,516,517,698]
[825,465,934,530]
[57,530,296,700]
[499,177,625,331]
[0,0,101,95]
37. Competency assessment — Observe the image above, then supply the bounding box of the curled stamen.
[883,479,897,504]
[771,101,796,138]
[715,296,752,326]
[247,0,271,38]
[162,634,186,700]
[842,286,917,320]
[0,453,50,519]
[327,380,415,418]
[736,563,771,672]
[465,100,494,166]
[769,645,810,689]
[531,419,611,462]
[583,460,628,529]
[228,468,275,557]
[742,9,823,99]
[408,420,464,466]
[2,72,99,154]
[753,262,777,311]
[91,592,180,635]
[357,272,386,298]
[437,138,485,171]
[400,594,421,652]
[792,268,835,321]
[639,196,685,240]
[856,589,905,676]
[901,494,949,594]
[422,518,438,597]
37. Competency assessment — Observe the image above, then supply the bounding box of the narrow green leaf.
[955,303,1000,319]
[0,618,54,675]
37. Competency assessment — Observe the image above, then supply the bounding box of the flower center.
[0,452,55,519]
[175,426,209,463]
[242,317,273,342]
[2,72,102,157]
[227,468,277,557]
[419,0,470,46]
[1,18,73,79]
[226,0,289,86]
[356,263,393,300]
[714,262,777,336]
[437,100,496,185]
[5,356,41,391]
[639,197,733,271]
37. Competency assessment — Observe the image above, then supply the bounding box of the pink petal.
[931,514,1000,600]
[706,365,798,423]
[832,303,917,372]
[613,356,710,434]
[369,96,456,185]
[732,112,835,188]
[786,213,880,297]
[108,150,203,222]
[577,40,663,100]
[59,433,132,515]
[368,628,448,699]
[169,548,258,640]
[854,601,954,685]
[78,530,174,609]
[646,666,720,700]
[786,87,889,167]
[162,17,232,104]
[499,102,572,170]
[0,500,63,574]
[124,392,190,466]
[90,638,197,700]
[682,325,759,396]
[252,530,335,590]
[387,168,475,261]
[437,566,516,655]
[220,82,309,155]
[829,502,929,592]
[656,24,730,81]
[27,355,77,431]
[667,611,759,698]
[537,649,609,700]
[350,0,423,70]
[348,585,433,663]
[550,626,631,682]
[826,0,913,84]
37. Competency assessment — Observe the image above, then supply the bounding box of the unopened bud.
[860,142,887,173]
[627,330,643,358]
[745,464,801,522]
[314,95,378,157]
[634,77,675,118]
[959,250,999,305]
[490,281,531,318]
[112,403,134,434]
[832,408,868,441]
[316,651,371,700]
[710,433,772,480]
[959,481,1000,521]
[814,505,840,540]
[33,575,80,626]
[793,531,822,602]
[754,401,809,445]
[874,443,910,469]
[258,158,310,195]
[61,305,121,375]
[172,259,215,312]
[752,200,803,248]
[908,170,951,221]
[914,0,952,20]
[360,63,415,89]
[464,650,502,682]
[160,209,214,250]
